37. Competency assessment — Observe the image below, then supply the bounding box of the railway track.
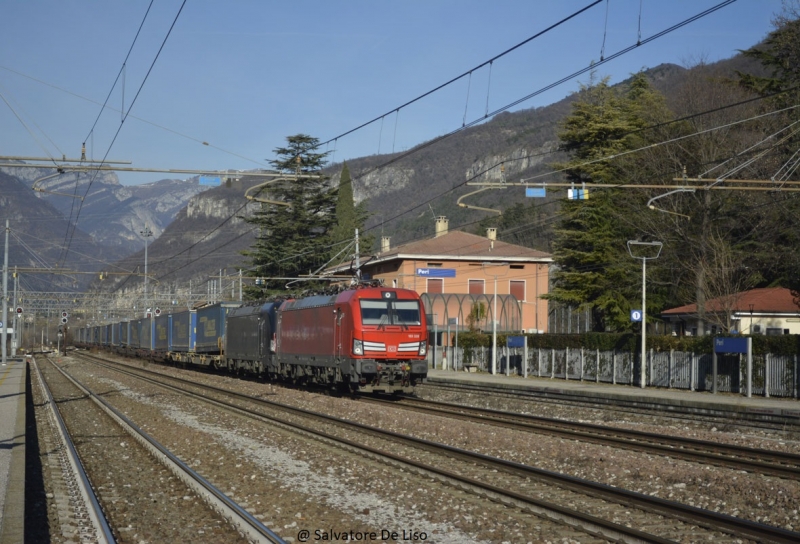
[74,351,800,543]
[36,355,284,544]
[419,380,800,434]
[363,395,800,480]
[31,357,116,543]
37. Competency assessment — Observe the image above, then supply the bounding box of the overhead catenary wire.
[28,2,748,294]
[320,0,739,219]
[316,0,605,150]
[58,0,188,269]
[135,94,793,287]
[57,1,156,264]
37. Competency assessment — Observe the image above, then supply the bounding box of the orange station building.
[345,217,552,335]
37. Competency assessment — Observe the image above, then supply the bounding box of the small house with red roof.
[661,287,800,336]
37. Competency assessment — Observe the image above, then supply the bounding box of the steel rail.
[33,356,116,544]
[45,356,285,544]
[77,352,800,544]
[421,380,800,432]
[364,396,800,480]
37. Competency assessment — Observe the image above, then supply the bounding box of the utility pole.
[1,220,8,365]
[11,266,17,357]
[355,229,360,278]
[140,227,152,317]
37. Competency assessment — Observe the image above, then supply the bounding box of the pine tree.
[544,75,673,331]
[242,134,337,298]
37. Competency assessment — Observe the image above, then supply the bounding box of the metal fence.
[429,346,800,399]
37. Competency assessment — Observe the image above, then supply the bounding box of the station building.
[340,217,552,335]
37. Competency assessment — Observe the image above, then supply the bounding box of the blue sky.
[0,0,784,185]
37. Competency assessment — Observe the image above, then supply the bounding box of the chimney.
[435,216,449,238]
[381,236,391,253]
[486,228,497,241]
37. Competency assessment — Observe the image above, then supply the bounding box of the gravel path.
[36,358,251,544]
[66,352,800,540]
[63,356,589,544]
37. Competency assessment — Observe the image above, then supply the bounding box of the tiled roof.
[662,287,800,315]
[377,230,551,262]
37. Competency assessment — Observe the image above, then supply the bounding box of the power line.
[58,0,189,268]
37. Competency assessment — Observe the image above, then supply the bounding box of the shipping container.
[154,313,171,351]
[195,302,239,353]
[139,318,154,351]
[170,310,196,352]
[119,321,129,347]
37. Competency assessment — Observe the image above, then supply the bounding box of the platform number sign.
[630,310,643,322]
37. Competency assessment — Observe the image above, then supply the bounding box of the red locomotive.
[276,285,428,393]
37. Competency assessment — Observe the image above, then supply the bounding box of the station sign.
[199,176,222,186]
[525,187,546,198]
[714,337,748,354]
[416,268,456,278]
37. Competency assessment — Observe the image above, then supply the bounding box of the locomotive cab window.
[360,299,421,326]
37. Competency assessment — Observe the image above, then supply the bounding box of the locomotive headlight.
[418,340,427,356]
[353,339,364,355]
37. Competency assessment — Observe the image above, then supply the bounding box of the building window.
[426,262,443,267]
[510,280,525,302]
[468,279,484,295]
[392,279,397,288]
[427,278,443,294]
[510,264,524,270]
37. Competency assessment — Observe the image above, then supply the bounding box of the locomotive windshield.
[360,299,421,326]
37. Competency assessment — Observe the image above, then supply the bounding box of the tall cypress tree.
[329,162,374,266]
[243,134,337,297]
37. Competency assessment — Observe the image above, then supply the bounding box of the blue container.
[154,314,171,351]
[170,310,195,352]
[139,318,154,351]
[129,320,141,349]
[119,321,129,347]
[195,302,239,354]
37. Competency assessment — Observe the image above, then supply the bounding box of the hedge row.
[448,332,800,356]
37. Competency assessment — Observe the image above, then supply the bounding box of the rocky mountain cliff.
[93,178,261,298]
[0,164,208,253]
[0,170,121,291]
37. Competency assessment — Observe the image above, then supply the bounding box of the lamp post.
[483,262,509,375]
[140,227,153,317]
[626,241,662,389]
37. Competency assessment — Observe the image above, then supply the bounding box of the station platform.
[425,368,800,423]
[0,357,26,544]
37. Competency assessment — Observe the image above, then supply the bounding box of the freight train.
[75,284,429,394]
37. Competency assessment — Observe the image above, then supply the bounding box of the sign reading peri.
[416,268,456,278]
[714,337,748,354]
